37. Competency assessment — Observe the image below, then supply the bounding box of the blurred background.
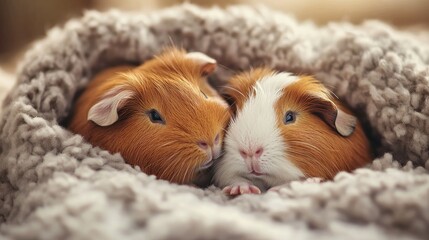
[1,0,429,74]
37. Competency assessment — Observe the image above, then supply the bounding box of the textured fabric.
[0,69,13,108]
[1,4,429,240]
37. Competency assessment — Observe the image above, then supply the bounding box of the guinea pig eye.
[284,111,296,124]
[147,109,165,124]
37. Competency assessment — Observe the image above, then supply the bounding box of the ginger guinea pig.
[213,68,372,195]
[68,48,230,184]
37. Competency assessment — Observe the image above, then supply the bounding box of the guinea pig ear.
[308,94,357,137]
[185,52,217,76]
[88,86,134,127]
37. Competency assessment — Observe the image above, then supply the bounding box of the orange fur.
[68,49,230,184]
[222,68,274,114]
[224,68,372,179]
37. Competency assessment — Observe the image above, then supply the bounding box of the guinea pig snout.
[197,133,223,169]
[239,146,264,174]
[198,141,222,160]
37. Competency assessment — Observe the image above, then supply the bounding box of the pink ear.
[88,86,134,127]
[334,109,357,137]
[185,52,217,75]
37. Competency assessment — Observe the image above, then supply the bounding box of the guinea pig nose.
[198,141,209,149]
[239,150,248,159]
[254,147,264,159]
[240,147,264,159]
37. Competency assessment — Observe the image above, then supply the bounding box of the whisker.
[223,85,246,98]
[167,35,175,48]
[287,141,321,152]
[287,150,336,176]
[181,160,194,184]
[159,151,181,178]
[174,155,189,183]
[173,159,185,183]
[159,140,179,148]
[329,89,339,99]
[217,63,238,74]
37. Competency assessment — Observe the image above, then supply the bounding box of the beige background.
[1,0,429,74]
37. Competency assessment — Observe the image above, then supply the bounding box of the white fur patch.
[214,73,304,190]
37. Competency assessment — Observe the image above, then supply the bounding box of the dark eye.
[284,111,296,124]
[201,90,208,99]
[147,109,165,124]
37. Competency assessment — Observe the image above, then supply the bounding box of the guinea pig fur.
[213,68,372,195]
[68,48,230,184]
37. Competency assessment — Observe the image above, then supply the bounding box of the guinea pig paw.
[223,182,261,196]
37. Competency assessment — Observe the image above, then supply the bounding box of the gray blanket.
[1,4,428,240]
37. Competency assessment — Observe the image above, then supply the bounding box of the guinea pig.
[213,68,372,195]
[68,48,230,184]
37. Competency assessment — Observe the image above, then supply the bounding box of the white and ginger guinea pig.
[68,48,230,184]
[214,68,372,195]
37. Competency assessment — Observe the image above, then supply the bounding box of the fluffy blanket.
[1,4,429,240]
[0,69,13,107]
